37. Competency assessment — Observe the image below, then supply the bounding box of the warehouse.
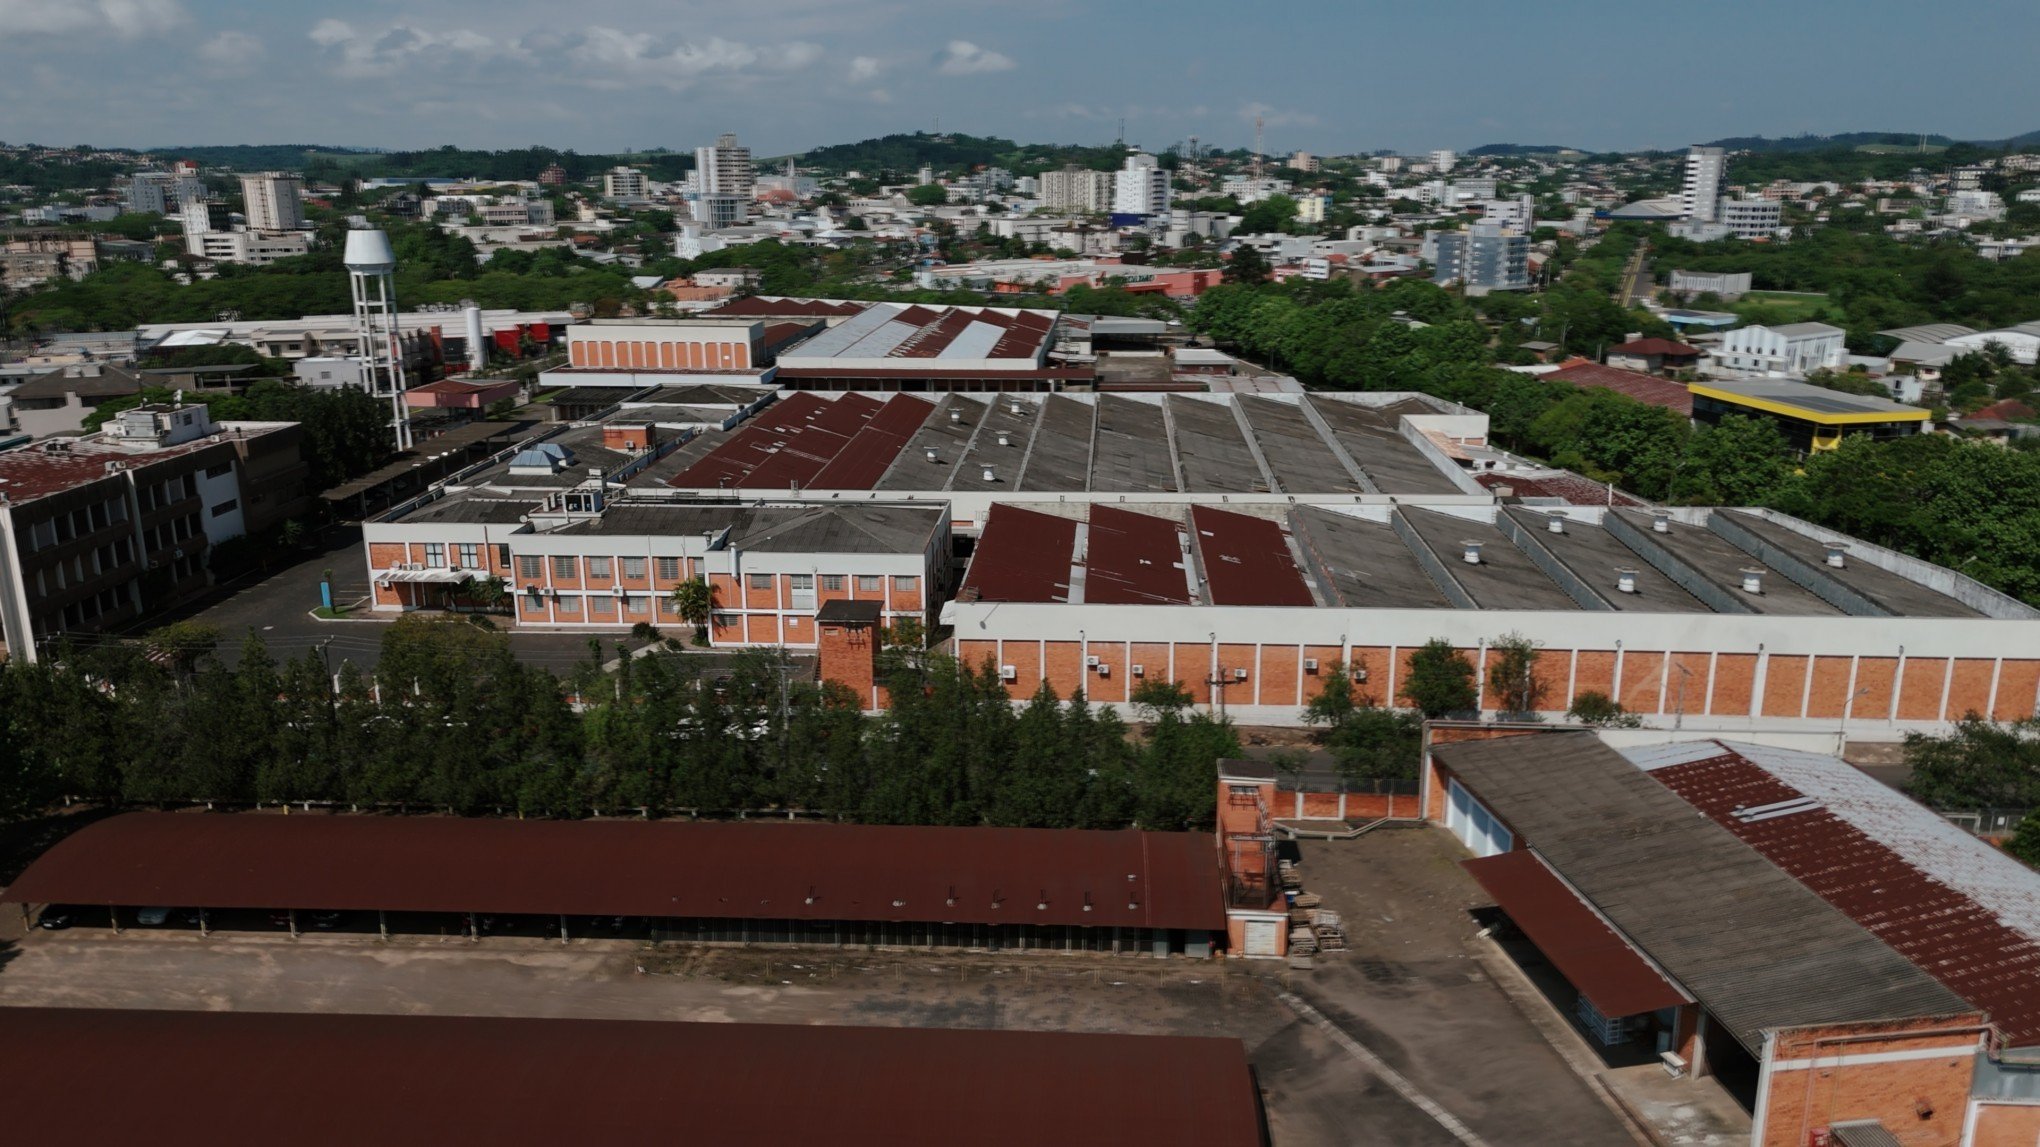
[1424,729,2040,1146]
[3,814,1228,956]
[944,500,2040,734]
[0,1009,1267,1146]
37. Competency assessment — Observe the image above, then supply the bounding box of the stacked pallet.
[1312,909,1347,952]
[1289,927,1319,956]
[1278,860,1302,890]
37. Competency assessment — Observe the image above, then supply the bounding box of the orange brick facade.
[1757,1018,1988,1147]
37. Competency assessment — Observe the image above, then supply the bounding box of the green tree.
[1235,194,1298,235]
[670,577,714,645]
[1222,244,1272,285]
[1566,691,1642,728]
[906,184,949,207]
[1672,415,1793,505]
[1400,639,1476,718]
[1903,716,2040,810]
[1486,633,1544,719]
[2007,814,2040,869]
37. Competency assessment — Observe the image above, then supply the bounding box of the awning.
[377,569,470,584]
[1463,850,1686,1017]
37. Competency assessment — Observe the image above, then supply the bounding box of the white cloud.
[307,20,518,78]
[308,20,821,91]
[307,19,353,47]
[935,40,1013,76]
[565,30,824,89]
[848,56,882,84]
[197,29,264,65]
[0,0,183,37]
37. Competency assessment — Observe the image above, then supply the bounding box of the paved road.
[143,525,612,674]
[1618,241,1653,308]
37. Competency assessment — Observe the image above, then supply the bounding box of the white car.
[135,907,171,926]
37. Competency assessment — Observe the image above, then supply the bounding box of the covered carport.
[2,812,1229,956]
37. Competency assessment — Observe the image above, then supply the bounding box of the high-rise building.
[695,133,755,199]
[238,172,306,232]
[692,193,748,231]
[1429,149,1458,174]
[1720,197,1784,238]
[1289,151,1319,174]
[1111,152,1171,219]
[538,163,569,187]
[1681,146,1727,223]
[1423,223,1528,294]
[125,169,206,216]
[602,167,649,201]
[1039,166,1116,212]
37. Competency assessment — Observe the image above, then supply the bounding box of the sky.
[3,0,2037,157]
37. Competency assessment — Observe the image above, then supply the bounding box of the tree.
[2008,814,2040,869]
[1486,632,1543,719]
[906,184,949,207]
[1235,194,1298,236]
[1130,678,1196,721]
[1400,639,1476,718]
[1222,244,1271,285]
[1672,415,1792,505]
[1567,691,1642,728]
[1903,716,2040,810]
[670,577,713,645]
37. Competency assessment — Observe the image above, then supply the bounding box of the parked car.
[309,911,345,930]
[36,905,85,930]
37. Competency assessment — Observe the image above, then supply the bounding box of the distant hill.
[782,131,1136,177]
[145,144,384,169]
[1701,130,2040,153]
[1466,143,1584,157]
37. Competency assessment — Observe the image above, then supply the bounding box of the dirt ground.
[0,829,1641,1145]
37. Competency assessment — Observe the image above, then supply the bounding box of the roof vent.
[1651,512,1671,534]
[996,432,1011,447]
[982,465,997,483]
[1739,566,1765,594]
[1824,542,1847,569]
[1010,400,1024,415]
[924,447,939,463]
[1546,513,1565,534]
[1461,540,1483,565]
[949,408,963,423]
[1616,567,1639,594]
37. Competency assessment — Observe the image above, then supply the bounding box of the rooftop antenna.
[1117,117,1126,147]
[344,228,413,451]
[1253,114,1265,181]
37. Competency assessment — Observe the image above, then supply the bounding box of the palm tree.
[670,577,713,646]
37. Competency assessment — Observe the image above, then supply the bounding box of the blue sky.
[2,0,2036,156]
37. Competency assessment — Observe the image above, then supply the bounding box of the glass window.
[587,556,611,578]
[555,595,581,615]
[789,574,814,590]
[494,544,511,568]
[518,556,542,579]
[621,556,646,579]
[205,463,233,479]
[625,595,648,615]
[895,576,918,591]
[210,499,238,518]
[424,544,445,567]
[857,574,881,593]
[655,557,680,581]
[749,573,774,591]
[822,575,844,592]
[552,556,577,579]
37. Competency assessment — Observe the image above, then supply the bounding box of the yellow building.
[1688,378,1930,453]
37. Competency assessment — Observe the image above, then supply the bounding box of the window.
[494,544,511,569]
[588,595,613,616]
[621,556,646,579]
[555,595,581,615]
[424,544,445,567]
[586,557,611,578]
[895,576,918,591]
[210,499,238,518]
[625,595,648,616]
[205,463,233,479]
[655,557,680,581]
[857,574,882,593]
[552,556,577,579]
[821,575,845,592]
[88,501,108,530]
[517,556,542,580]
[521,595,547,615]
[182,474,197,499]
[748,573,774,591]
[789,573,815,609]
[456,544,478,569]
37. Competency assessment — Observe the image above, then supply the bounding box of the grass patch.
[312,605,351,620]
[1732,291,1841,326]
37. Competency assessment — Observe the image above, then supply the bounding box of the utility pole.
[1252,115,1265,181]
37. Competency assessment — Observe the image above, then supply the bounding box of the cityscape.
[5,4,2040,1145]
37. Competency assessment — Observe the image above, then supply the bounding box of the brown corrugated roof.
[1462,850,1686,1018]
[1086,505,1193,605]
[959,504,1078,603]
[1189,506,1315,607]
[2,813,1227,932]
[0,1009,1265,1147]
[1546,359,1694,416]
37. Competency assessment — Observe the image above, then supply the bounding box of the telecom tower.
[344,228,413,451]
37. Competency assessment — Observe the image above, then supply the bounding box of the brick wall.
[1972,1101,2040,1146]
[1757,1016,1986,1147]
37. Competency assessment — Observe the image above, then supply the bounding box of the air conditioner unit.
[1131,664,1145,677]
[1084,654,1100,667]
[1096,663,1110,678]
[999,665,1017,682]
[612,585,627,596]
[1232,668,1248,681]
[1303,658,1320,673]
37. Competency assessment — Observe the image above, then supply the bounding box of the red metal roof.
[1,813,1227,933]
[1085,506,1193,605]
[806,395,936,489]
[0,434,237,503]
[1189,506,1316,607]
[738,392,884,489]
[1608,338,1700,357]
[958,504,1078,603]
[666,392,836,488]
[1547,359,1694,416]
[0,1009,1264,1147]
[699,297,868,319]
[1651,754,2040,1046]
[1462,850,1687,1018]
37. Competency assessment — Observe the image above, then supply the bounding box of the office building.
[1719,198,1783,239]
[1711,322,1847,378]
[1423,224,1528,293]
[1681,146,1726,222]
[1111,153,1170,219]
[1288,151,1319,173]
[238,172,306,233]
[124,168,205,216]
[1429,149,1457,173]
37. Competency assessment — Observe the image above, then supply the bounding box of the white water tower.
[344,228,413,451]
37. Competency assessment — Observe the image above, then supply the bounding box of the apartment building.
[124,168,205,216]
[1719,198,1783,239]
[695,132,755,199]
[601,167,649,202]
[238,172,306,233]
[1423,224,1529,293]
[1038,166,1116,212]
[1681,146,1726,222]
[1111,153,1170,219]
[0,403,308,660]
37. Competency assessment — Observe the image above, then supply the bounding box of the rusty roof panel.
[1190,506,1316,607]
[0,1009,1265,1147]
[1086,505,1193,605]
[958,504,1079,603]
[1650,750,2040,1047]
[2,813,1227,933]
[807,395,937,490]
[1463,850,1687,1017]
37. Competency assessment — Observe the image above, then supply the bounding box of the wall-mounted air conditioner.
[999,665,1017,682]
[1131,664,1145,677]
[1303,658,1319,673]
[1084,654,1100,667]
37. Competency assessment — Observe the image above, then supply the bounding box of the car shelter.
[1,813,1228,956]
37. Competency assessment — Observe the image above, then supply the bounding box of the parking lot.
[0,829,1638,1146]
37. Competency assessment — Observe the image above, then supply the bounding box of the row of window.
[140,514,202,556]
[32,537,135,599]
[520,594,669,619]
[422,543,508,570]
[23,497,127,551]
[138,473,200,513]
